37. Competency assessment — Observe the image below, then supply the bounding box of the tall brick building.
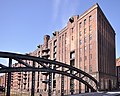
[116,57,120,88]
[0,3,117,95]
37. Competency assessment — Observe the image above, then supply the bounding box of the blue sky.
[0,0,120,60]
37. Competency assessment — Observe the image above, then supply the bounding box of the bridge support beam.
[61,67,64,96]
[7,58,12,96]
[79,73,81,93]
[48,64,52,96]
[31,61,35,96]
[79,82,81,93]
[85,85,89,93]
[70,69,74,95]
[61,74,64,96]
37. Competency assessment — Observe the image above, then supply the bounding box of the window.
[90,54,92,60]
[80,40,82,45]
[70,60,74,66]
[72,27,74,33]
[80,48,82,53]
[89,65,92,72]
[65,33,67,37]
[65,39,67,44]
[90,34,92,40]
[70,51,75,59]
[65,33,67,44]
[85,56,87,60]
[90,44,92,50]
[80,31,82,36]
[84,19,86,25]
[85,46,87,50]
[89,15,92,21]
[84,37,87,43]
[89,25,92,31]
[79,22,82,28]
[80,57,82,62]
[84,28,86,34]
[84,66,87,71]
[72,36,73,40]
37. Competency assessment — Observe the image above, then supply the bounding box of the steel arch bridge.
[0,51,98,96]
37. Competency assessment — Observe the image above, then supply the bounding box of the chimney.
[44,35,50,48]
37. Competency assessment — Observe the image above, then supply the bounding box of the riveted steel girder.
[0,51,99,95]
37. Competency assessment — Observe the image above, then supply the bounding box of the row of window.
[80,64,92,72]
[79,15,92,28]
[80,54,92,61]
[80,25,92,35]
[70,50,92,61]
[80,34,92,45]
[80,44,92,53]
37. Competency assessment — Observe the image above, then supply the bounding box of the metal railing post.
[31,61,35,96]
[7,58,12,96]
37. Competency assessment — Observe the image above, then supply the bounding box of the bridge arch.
[0,51,98,96]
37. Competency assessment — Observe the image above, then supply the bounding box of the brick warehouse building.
[0,3,117,95]
[116,57,120,88]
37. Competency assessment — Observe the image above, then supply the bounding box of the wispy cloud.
[61,0,79,27]
[52,0,61,21]
[52,0,79,28]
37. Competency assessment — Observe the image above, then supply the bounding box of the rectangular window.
[90,34,92,40]
[70,51,75,59]
[89,65,92,72]
[72,27,74,33]
[80,40,82,45]
[84,37,87,43]
[85,56,87,60]
[65,33,67,44]
[84,66,87,71]
[70,59,75,66]
[89,15,92,21]
[80,31,82,36]
[90,54,92,60]
[89,25,92,31]
[80,48,82,53]
[72,36,73,40]
[84,28,86,34]
[65,40,67,44]
[84,19,86,25]
[85,46,87,51]
[80,57,82,62]
[90,44,92,50]
[79,22,82,28]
